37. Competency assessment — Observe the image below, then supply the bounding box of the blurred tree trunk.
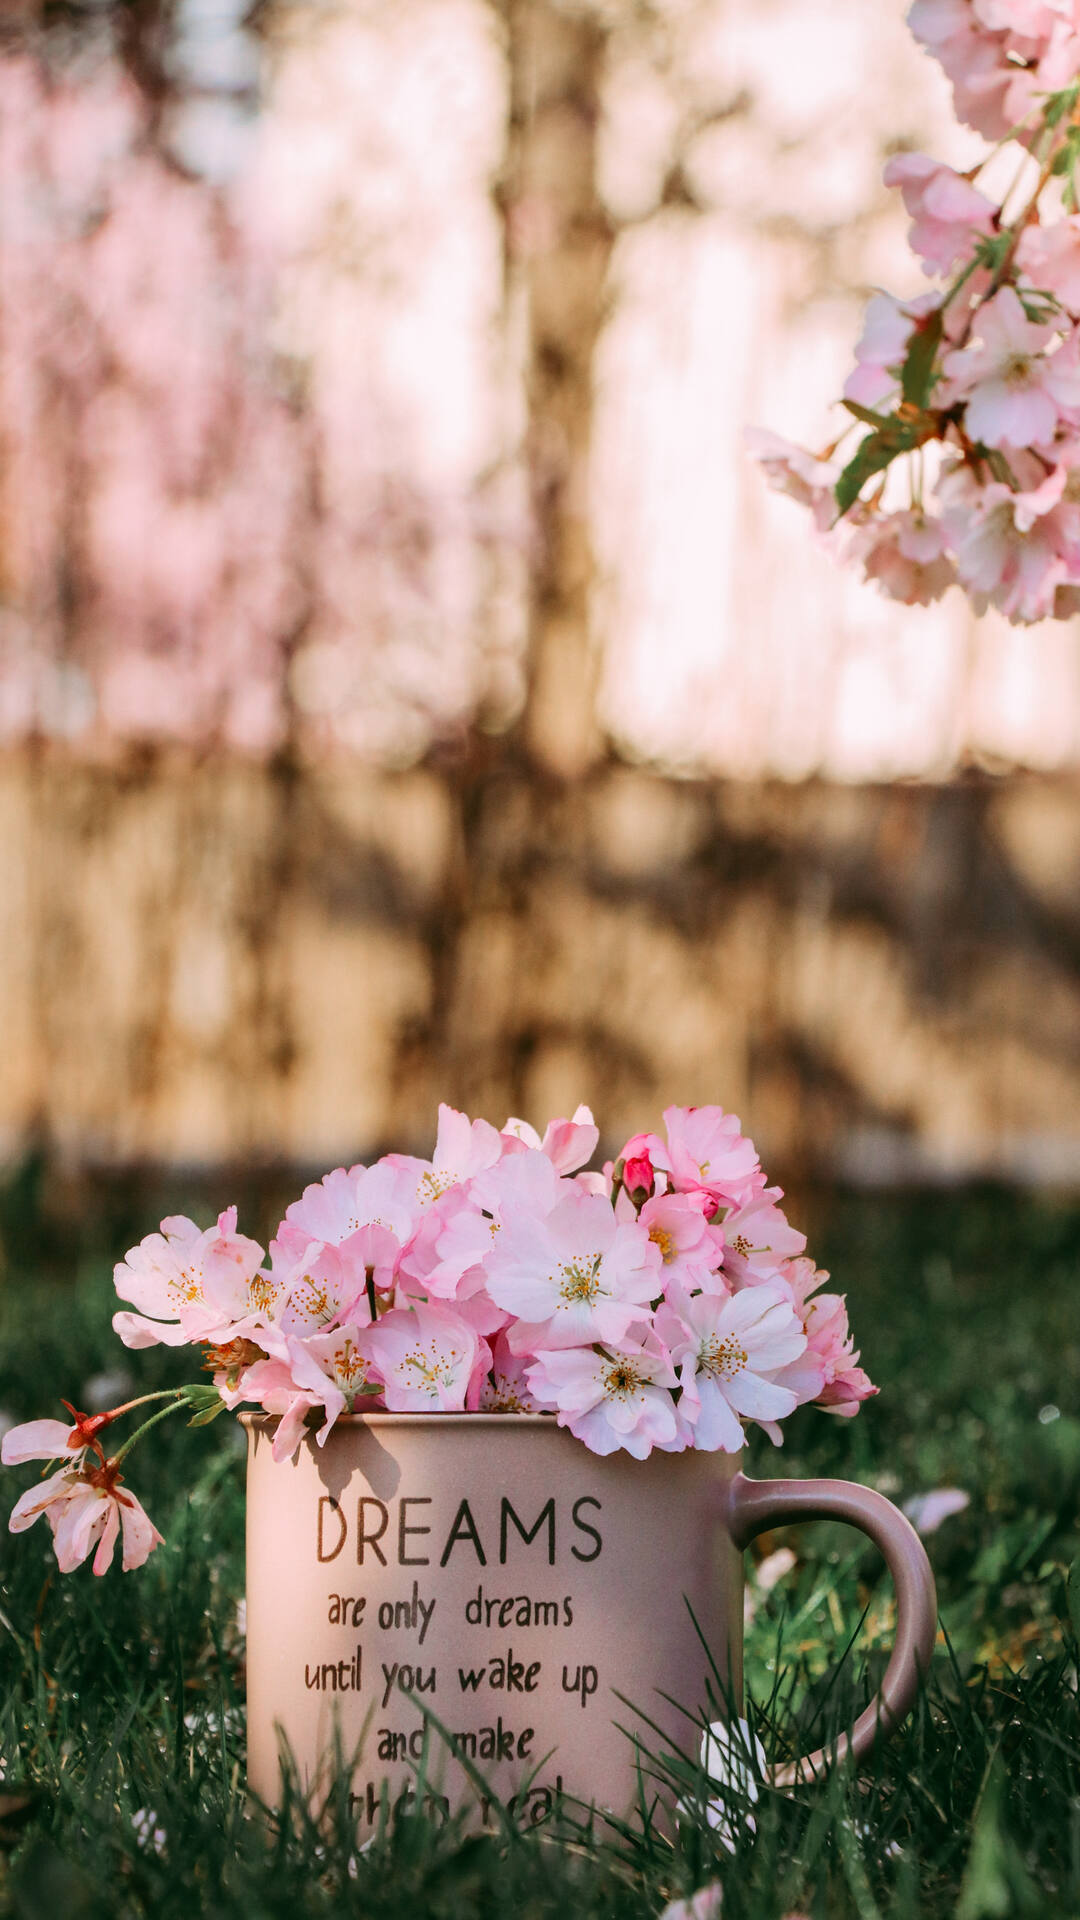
[383,0,620,1130]
[501,0,613,778]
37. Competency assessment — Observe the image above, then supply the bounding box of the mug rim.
[242,1410,580,1430]
[238,1410,745,1463]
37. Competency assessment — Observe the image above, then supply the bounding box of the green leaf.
[1067,1553,1080,1646]
[835,431,904,515]
[957,1752,1046,1920]
[956,1774,1012,1920]
[973,232,1013,274]
[1018,292,1061,322]
[188,1398,227,1428]
[183,1383,227,1427]
[182,1383,221,1409]
[1043,82,1079,128]
[901,308,944,409]
[841,398,896,430]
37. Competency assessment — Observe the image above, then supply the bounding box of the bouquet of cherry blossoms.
[750,0,1080,624]
[1,1104,875,1579]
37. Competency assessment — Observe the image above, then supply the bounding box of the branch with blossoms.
[749,1,1080,625]
[2,1104,875,1578]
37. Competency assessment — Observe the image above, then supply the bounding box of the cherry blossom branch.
[748,11,1080,625]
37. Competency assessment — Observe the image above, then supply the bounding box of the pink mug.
[243,1412,937,1826]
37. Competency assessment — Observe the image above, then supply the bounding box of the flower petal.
[1,1419,80,1465]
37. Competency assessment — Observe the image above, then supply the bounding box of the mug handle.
[728,1471,938,1787]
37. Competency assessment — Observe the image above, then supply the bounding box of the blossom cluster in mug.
[750,0,1080,624]
[1,1103,874,1575]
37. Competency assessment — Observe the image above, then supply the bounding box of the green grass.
[0,1185,1077,1918]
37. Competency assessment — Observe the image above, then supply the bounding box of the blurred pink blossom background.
[5,0,1080,782]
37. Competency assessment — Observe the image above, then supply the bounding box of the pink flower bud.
[619,1132,661,1197]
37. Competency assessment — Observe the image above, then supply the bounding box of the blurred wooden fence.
[6,748,1080,1183]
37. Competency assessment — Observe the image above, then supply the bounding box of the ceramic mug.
[243,1412,937,1828]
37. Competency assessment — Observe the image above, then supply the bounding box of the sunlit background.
[5,0,1080,1205]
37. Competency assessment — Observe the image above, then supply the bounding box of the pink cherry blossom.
[278,1166,367,1248]
[783,1261,878,1417]
[939,458,1080,621]
[383,1103,503,1213]
[574,1169,611,1198]
[477,1333,542,1413]
[223,1355,323,1462]
[907,2,1018,138]
[501,1105,599,1174]
[741,429,839,532]
[113,1209,265,1349]
[247,1320,378,1451]
[273,1240,371,1338]
[1018,216,1080,317]
[720,1186,807,1286]
[471,1146,566,1220]
[661,1105,761,1208]
[399,1188,494,1298]
[973,0,1068,31]
[240,1242,297,1330]
[851,509,958,606]
[9,1461,162,1574]
[638,1192,726,1286]
[744,1264,829,1442]
[941,286,1072,448]
[882,154,996,276]
[843,293,936,410]
[358,1301,487,1412]
[275,1160,416,1291]
[450,1289,511,1340]
[1033,18,1080,94]
[525,1333,680,1458]
[656,1285,807,1452]
[1,1413,110,1464]
[485,1186,661,1351]
[403,1147,563,1297]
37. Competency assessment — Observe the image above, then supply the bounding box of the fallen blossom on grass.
[657,1887,723,1920]
[903,1487,972,1533]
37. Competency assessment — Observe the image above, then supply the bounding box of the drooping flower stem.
[110,1387,216,1465]
[98,1388,195,1422]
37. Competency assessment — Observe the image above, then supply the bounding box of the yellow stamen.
[602,1358,646,1401]
[698,1334,748,1382]
[649,1224,675,1264]
[558,1255,603,1306]
[333,1339,367,1387]
[403,1338,461,1392]
[248,1274,279,1314]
